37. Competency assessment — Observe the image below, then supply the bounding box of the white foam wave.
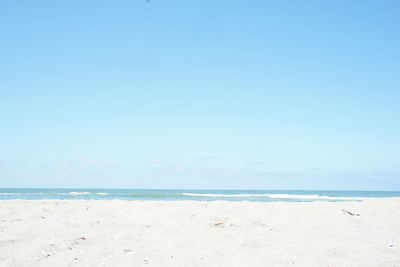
[68,192,108,196]
[68,192,91,195]
[0,192,108,196]
[181,193,370,200]
[264,194,369,200]
[0,193,45,195]
[181,193,266,197]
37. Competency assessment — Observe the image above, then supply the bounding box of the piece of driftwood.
[342,209,360,216]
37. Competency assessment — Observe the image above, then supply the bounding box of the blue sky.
[1,0,399,190]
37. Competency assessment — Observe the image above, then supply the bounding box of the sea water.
[1,188,400,201]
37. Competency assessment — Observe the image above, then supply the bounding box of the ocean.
[0,188,400,201]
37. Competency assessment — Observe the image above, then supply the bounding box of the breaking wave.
[181,193,370,200]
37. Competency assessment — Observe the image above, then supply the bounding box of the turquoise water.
[1,188,400,201]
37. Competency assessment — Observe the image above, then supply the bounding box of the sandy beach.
[1,199,399,267]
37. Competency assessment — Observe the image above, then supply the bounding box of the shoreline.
[1,197,400,203]
[2,189,400,202]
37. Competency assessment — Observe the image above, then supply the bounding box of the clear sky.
[1,0,399,190]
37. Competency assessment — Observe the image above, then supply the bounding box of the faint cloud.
[193,156,220,161]
[246,161,269,166]
[78,156,102,165]
[374,171,400,178]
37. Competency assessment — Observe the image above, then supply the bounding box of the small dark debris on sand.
[342,209,360,216]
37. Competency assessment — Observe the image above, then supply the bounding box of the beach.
[1,199,399,267]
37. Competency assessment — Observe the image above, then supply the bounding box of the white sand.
[1,199,399,267]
